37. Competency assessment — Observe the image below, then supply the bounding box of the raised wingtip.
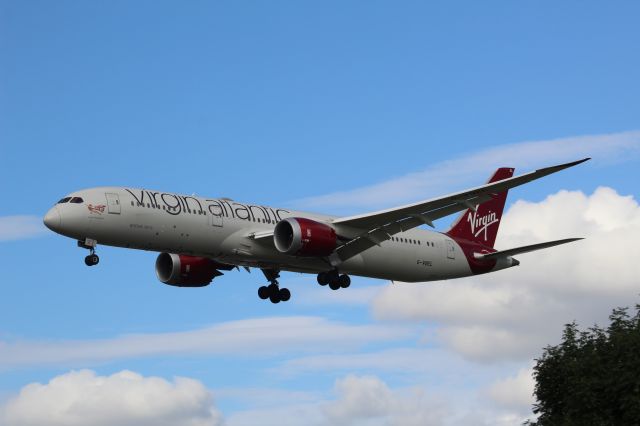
[545,157,591,172]
[567,157,591,167]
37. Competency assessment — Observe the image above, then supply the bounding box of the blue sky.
[1,1,639,425]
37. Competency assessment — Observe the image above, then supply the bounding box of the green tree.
[527,304,640,425]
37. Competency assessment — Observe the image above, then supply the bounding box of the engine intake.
[155,253,230,287]
[274,217,337,256]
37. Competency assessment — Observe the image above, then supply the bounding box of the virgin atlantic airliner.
[43,159,588,303]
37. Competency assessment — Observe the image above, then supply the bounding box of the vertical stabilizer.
[445,168,514,248]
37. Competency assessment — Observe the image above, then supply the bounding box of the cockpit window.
[69,197,84,204]
[57,197,72,204]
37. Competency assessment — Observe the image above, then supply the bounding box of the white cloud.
[274,347,500,379]
[485,368,535,412]
[223,374,527,426]
[440,326,540,363]
[0,316,410,369]
[293,130,640,213]
[0,369,222,426]
[225,375,449,426]
[372,187,640,361]
[323,375,397,424]
[0,216,47,242]
[323,374,449,426]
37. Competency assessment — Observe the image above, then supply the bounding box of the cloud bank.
[372,186,640,362]
[0,316,410,369]
[0,370,222,426]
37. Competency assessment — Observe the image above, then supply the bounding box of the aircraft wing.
[328,158,589,266]
[474,238,583,260]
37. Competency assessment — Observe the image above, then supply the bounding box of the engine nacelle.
[155,253,227,287]
[274,217,337,256]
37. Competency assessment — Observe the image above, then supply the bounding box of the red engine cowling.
[155,253,230,287]
[274,217,337,256]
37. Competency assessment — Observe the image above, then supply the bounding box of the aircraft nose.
[44,207,61,232]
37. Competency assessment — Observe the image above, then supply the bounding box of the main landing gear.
[258,269,290,304]
[78,238,100,266]
[317,270,351,290]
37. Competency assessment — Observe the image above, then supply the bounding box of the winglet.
[541,157,590,173]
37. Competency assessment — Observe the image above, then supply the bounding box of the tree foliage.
[528,304,640,425]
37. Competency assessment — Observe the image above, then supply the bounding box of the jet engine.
[155,253,231,287]
[274,217,337,256]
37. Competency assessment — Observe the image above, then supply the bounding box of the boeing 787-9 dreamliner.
[44,158,588,303]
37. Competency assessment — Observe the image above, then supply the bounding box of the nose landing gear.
[258,268,291,303]
[317,271,350,290]
[78,238,99,266]
[84,253,100,266]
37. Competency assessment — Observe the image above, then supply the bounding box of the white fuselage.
[45,187,508,282]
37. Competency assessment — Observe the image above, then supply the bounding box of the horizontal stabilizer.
[474,238,584,260]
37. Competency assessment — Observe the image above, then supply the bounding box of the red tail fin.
[446,167,514,248]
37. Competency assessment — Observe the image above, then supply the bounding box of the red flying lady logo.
[88,204,106,214]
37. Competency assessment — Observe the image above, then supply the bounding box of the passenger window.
[57,197,72,204]
[70,197,84,203]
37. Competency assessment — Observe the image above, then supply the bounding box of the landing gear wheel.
[279,288,291,302]
[317,272,330,286]
[329,280,341,291]
[268,283,281,303]
[338,274,351,288]
[84,254,99,266]
[258,286,270,300]
[259,269,291,303]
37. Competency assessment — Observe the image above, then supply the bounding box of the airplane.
[43,158,588,303]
